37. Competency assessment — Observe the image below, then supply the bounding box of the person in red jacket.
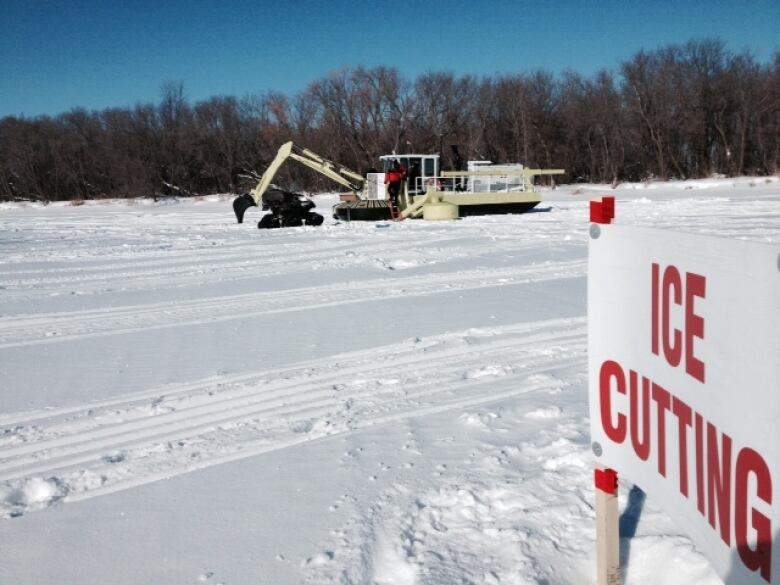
[385,160,406,206]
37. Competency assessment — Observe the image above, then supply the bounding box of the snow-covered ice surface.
[0,177,778,584]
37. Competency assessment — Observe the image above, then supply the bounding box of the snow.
[0,178,778,584]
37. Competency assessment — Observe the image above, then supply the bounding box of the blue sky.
[1,0,778,118]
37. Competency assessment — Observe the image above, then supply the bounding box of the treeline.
[1,39,779,202]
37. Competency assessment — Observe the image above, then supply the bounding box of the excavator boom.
[233,141,364,224]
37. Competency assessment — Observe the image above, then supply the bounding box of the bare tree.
[1,40,778,202]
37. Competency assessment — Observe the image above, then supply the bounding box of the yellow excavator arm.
[233,141,365,224]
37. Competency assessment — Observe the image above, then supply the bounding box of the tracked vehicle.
[233,142,365,228]
[233,142,564,226]
[252,188,324,228]
[332,152,564,222]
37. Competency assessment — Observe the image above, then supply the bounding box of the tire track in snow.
[0,233,565,301]
[0,235,468,292]
[0,260,585,349]
[0,316,573,427]
[0,320,583,468]
[0,318,586,517]
[0,234,253,270]
[0,232,484,279]
[0,211,241,263]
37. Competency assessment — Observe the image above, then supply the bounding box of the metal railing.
[412,168,565,195]
[412,174,526,195]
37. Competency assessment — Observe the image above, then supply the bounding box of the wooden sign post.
[591,201,621,585]
[595,467,620,585]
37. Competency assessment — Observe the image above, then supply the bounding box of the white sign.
[589,224,780,584]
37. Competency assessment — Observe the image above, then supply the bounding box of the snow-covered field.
[0,177,778,585]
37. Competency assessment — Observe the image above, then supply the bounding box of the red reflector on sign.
[595,468,618,494]
[590,200,605,223]
[602,196,615,221]
[590,197,616,224]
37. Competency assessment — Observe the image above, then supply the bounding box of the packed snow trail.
[0,261,584,349]
[0,317,585,517]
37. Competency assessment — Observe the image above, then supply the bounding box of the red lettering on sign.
[597,359,774,582]
[707,423,733,545]
[672,397,693,497]
[599,360,626,443]
[695,412,706,515]
[629,370,651,461]
[662,266,683,367]
[735,448,773,582]
[650,264,707,384]
[652,263,660,356]
[652,383,671,477]
[685,272,706,383]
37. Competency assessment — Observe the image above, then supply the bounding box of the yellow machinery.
[333,166,565,222]
[233,141,565,226]
[232,142,364,227]
[395,168,566,220]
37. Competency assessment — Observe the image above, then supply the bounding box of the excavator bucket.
[233,193,257,223]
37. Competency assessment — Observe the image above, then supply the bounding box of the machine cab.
[379,154,440,195]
